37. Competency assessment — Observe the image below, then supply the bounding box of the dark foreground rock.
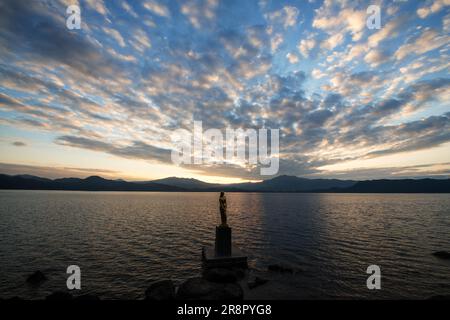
[46,291,73,300]
[231,267,246,279]
[26,271,47,285]
[433,251,450,260]
[248,276,268,289]
[203,268,238,283]
[177,277,243,300]
[145,280,175,300]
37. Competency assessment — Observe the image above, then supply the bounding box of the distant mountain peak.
[269,175,301,181]
[85,175,106,181]
[151,176,218,189]
[162,177,200,181]
[0,172,448,193]
[16,174,50,181]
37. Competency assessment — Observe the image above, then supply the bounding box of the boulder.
[248,276,268,289]
[145,280,175,300]
[204,268,238,283]
[208,283,244,300]
[231,267,246,279]
[26,270,47,285]
[177,277,243,300]
[177,278,211,299]
[46,291,73,300]
[432,251,450,260]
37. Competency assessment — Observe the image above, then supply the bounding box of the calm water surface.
[0,191,449,299]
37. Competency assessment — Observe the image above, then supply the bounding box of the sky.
[0,0,449,183]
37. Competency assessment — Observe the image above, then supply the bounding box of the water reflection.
[0,191,449,299]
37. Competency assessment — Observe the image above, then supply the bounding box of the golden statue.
[219,192,227,226]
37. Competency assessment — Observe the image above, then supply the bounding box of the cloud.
[143,0,170,17]
[265,6,299,29]
[417,0,450,19]
[395,29,449,60]
[286,52,299,64]
[269,32,284,52]
[0,92,22,107]
[0,0,121,78]
[181,0,218,29]
[121,2,139,18]
[0,0,449,181]
[368,17,405,48]
[264,5,299,54]
[313,5,366,42]
[85,0,109,16]
[444,13,450,32]
[0,162,121,179]
[55,135,172,164]
[321,32,344,50]
[341,43,366,62]
[364,49,389,67]
[102,27,126,47]
[298,38,316,58]
[367,113,450,156]
[12,141,26,147]
[311,68,325,79]
[130,28,152,52]
[317,162,450,180]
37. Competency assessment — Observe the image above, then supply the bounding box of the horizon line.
[1,172,449,185]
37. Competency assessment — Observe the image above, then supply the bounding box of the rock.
[432,251,450,260]
[26,270,47,285]
[46,291,73,300]
[177,277,243,300]
[177,278,212,299]
[145,280,175,300]
[204,268,238,283]
[209,283,244,300]
[74,294,100,301]
[268,264,294,274]
[231,267,246,279]
[248,276,268,289]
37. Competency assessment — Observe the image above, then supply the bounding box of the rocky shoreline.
[2,250,450,300]
[2,263,305,301]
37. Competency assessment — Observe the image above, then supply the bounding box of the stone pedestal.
[202,246,248,269]
[202,225,248,270]
[215,225,232,256]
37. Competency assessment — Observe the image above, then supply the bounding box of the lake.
[0,191,449,299]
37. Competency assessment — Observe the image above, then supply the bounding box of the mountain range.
[0,174,449,193]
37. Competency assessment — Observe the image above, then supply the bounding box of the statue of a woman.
[219,192,227,226]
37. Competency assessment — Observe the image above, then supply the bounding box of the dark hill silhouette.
[16,174,53,182]
[234,175,356,192]
[149,177,220,190]
[0,173,449,192]
[0,174,184,191]
[330,178,450,193]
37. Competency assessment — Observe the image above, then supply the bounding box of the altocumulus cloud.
[0,0,449,179]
